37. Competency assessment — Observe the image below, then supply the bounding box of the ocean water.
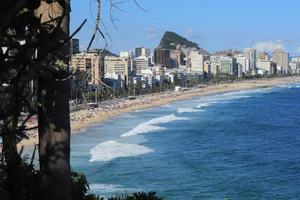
[71,83,300,200]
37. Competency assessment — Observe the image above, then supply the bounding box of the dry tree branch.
[133,0,147,13]
[36,19,87,62]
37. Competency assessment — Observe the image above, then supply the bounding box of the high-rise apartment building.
[220,57,238,75]
[135,56,151,75]
[170,49,184,67]
[244,48,256,70]
[257,61,272,74]
[69,38,80,55]
[120,51,134,74]
[135,47,151,57]
[272,49,289,73]
[71,51,100,85]
[258,52,269,61]
[104,56,130,85]
[236,55,250,74]
[154,48,171,68]
[188,51,204,73]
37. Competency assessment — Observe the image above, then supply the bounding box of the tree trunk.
[2,114,21,200]
[35,1,71,200]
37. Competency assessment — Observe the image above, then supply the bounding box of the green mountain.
[159,31,208,54]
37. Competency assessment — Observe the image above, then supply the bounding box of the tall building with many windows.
[135,47,151,57]
[244,48,256,71]
[71,51,100,85]
[236,55,250,74]
[154,48,171,68]
[258,52,269,61]
[69,38,80,55]
[188,51,204,73]
[104,56,130,85]
[220,57,238,75]
[134,56,151,75]
[272,49,289,73]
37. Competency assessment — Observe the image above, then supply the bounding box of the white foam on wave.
[205,93,252,104]
[277,83,300,89]
[89,183,138,194]
[121,114,188,137]
[196,102,215,109]
[177,107,201,113]
[289,85,300,89]
[89,140,154,162]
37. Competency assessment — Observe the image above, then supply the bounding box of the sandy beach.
[16,76,300,148]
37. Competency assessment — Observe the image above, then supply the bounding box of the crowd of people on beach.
[21,86,209,141]
[1,78,283,146]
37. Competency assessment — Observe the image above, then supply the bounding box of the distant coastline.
[18,76,300,148]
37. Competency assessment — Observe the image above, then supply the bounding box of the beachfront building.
[134,55,152,75]
[209,55,221,75]
[120,51,134,74]
[291,56,300,63]
[257,61,272,74]
[210,63,220,75]
[244,48,257,72]
[236,55,250,75]
[258,52,269,61]
[188,51,204,73]
[272,49,289,74]
[289,57,300,74]
[71,51,101,85]
[104,56,130,85]
[220,57,238,76]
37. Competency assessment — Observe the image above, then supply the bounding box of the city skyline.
[71,0,300,55]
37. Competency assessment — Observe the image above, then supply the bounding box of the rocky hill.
[159,31,209,54]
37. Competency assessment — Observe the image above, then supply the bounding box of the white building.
[244,48,256,70]
[188,51,204,73]
[71,52,101,85]
[236,55,250,74]
[257,61,272,74]
[104,56,130,85]
[210,63,220,75]
[291,57,300,63]
[135,56,151,75]
[120,51,133,73]
[209,55,221,75]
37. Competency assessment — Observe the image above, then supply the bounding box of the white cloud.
[185,29,193,38]
[146,28,158,41]
[296,47,300,53]
[253,41,285,52]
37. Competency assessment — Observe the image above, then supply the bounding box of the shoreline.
[17,76,300,148]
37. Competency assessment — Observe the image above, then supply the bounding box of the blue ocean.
[71,83,300,200]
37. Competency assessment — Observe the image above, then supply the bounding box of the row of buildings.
[69,39,300,93]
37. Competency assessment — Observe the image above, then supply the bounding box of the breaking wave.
[121,114,188,137]
[90,140,154,162]
[196,102,215,109]
[177,108,201,113]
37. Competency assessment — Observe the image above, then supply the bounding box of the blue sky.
[71,0,300,55]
